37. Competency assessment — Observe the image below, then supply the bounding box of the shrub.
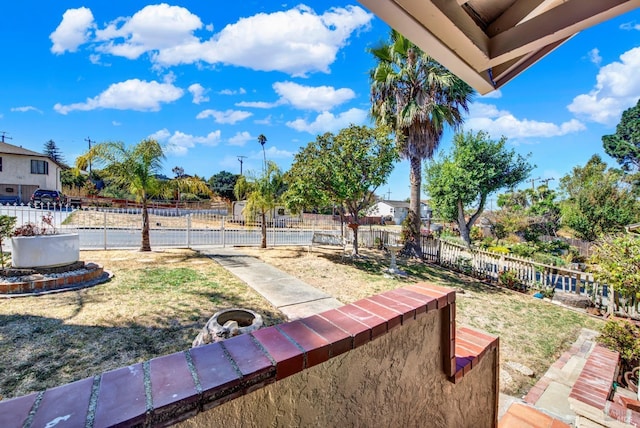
[498,269,525,291]
[470,225,483,242]
[597,319,640,379]
[510,243,536,258]
[487,246,510,255]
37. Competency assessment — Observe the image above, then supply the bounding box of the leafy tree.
[76,139,166,252]
[425,131,532,246]
[61,168,87,191]
[172,166,185,178]
[559,155,639,241]
[369,29,474,247]
[43,139,65,165]
[235,161,284,248]
[0,215,16,269]
[589,234,640,313]
[284,124,398,254]
[209,171,239,201]
[495,186,561,240]
[602,99,640,173]
[166,174,211,210]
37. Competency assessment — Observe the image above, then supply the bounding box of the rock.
[552,292,593,309]
[500,369,513,385]
[192,308,263,347]
[506,361,535,377]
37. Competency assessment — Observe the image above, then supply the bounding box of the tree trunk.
[350,221,359,256]
[141,198,151,252]
[458,199,471,247]
[409,155,422,240]
[261,211,267,248]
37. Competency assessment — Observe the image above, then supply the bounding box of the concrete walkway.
[198,247,343,320]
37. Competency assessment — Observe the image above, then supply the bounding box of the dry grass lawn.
[0,244,603,401]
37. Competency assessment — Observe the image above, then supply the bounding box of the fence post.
[103,211,107,250]
[186,214,191,248]
[222,217,225,248]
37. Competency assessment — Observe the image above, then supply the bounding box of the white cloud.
[264,146,294,159]
[588,48,602,66]
[236,100,283,109]
[286,108,367,134]
[53,79,184,114]
[254,115,272,125]
[620,22,640,31]
[567,46,640,125]
[50,7,95,54]
[94,4,203,60]
[466,102,586,139]
[219,88,247,95]
[11,106,42,113]
[273,81,355,111]
[151,128,222,156]
[188,83,209,104]
[62,4,372,77]
[196,109,252,124]
[112,121,121,126]
[228,131,252,147]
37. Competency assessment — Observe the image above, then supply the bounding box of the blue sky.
[1,2,639,201]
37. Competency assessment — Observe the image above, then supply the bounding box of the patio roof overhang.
[358,0,640,94]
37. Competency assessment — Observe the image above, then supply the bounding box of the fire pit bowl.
[192,308,264,347]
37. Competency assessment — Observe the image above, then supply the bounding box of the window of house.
[31,160,49,175]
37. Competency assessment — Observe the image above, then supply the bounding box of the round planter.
[11,233,80,269]
[192,308,263,347]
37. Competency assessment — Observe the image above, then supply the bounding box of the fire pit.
[192,308,264,347]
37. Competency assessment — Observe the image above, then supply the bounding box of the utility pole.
[528,177,541,190]
[539,177,555,187]
[237,156,247,175]
[386,188,392,200]
[0,131,12,143]
[85,137,95,174]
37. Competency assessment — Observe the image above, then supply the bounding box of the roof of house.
[358,0,640,94]
[377,200,410,208]
[0,141,65,167]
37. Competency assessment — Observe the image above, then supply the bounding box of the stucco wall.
[0,154,61,195]
[177,310,498,428]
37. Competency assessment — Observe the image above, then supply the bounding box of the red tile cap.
[221,333,273,379]
[149,352,198,411]
[31,377,93,428]
[189,343,241,403]
[94,363,147,428]
[300,314,352,357]
[0,392,38,428]
[252,326,304,380]
[277,321,330,368]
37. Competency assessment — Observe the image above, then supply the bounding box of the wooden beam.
[486,0,548,36]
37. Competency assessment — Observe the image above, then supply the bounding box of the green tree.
[602,99,640,173]
[209,171,239,201]
[284,125,398,254]
[559,155,639,241]
[369,29,474,247]
[425,131,532,246]
[235,161,284,248]
[43,139,65,165]
[258,134,267,172]
[76,139,166,252]
[589,234,640,313]
[0,215,16,269]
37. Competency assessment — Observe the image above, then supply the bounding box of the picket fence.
[0,204,629,316]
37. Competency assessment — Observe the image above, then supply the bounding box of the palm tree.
[258,134,267,172]
[234,161,284,248]
[369,29,474,247]
[76,139,165,252]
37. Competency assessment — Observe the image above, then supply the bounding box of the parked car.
[29,189,67,207]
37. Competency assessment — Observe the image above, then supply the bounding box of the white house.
[0,141,63,203]
[368,200,432,225]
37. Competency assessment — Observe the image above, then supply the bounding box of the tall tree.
[234,161,284,248]
[209,171,239,201]
[43,139,65,165]
[559,155,640,241]
[602,99,640,172]
[258,134,267,172]
[425,131,532,246]
[76,139,165,252]
[284,125,398,254]
[369,29,474,247]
